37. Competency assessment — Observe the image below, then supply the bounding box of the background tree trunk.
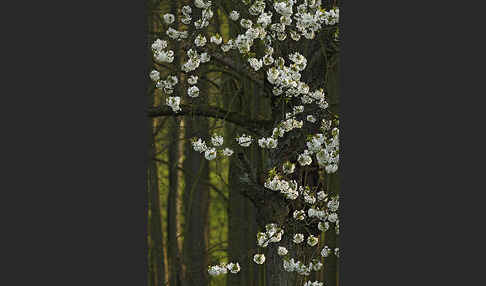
[224,78,259,286]
[148,117,166,286]
[167,117,183,286]
[166,0,184,284]
[182,70,210,286]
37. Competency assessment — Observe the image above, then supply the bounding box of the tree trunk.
[166,0,183,284]
[148,117,166,286]
[167,117,183,286]
[182,71,210,286]
[147,1,165,284]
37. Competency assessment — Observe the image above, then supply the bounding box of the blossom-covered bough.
[148,0,340,285]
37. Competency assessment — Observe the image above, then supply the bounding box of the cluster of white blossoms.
[294,2,339,40]
[256,223,284,247]
[264,117,303,148]
[283,258,323,276]
[166,96,181,113]
[191,136,234,160]
[182,49,210,73]
[235,134,253,147]
[151,71,180,112]
[150,0,341,279]
[302,127,340,173]
[166,27,189,41]
[193,0,213,29]
[181,5,192,24]
[207,262,241,276]
[304,281,324,286]
[155,75,178,94]
[290,232,318,247]
[257,137,278,149]
[152,39,174,64]
[211,135,223,147]
[248,57,263,71]
[297,150,313,166]
[264,174,299,200]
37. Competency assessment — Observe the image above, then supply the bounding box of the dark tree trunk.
[167,117,183,286]
[148,117,166,286]
[182,115,210,286]
[182,68,210,286]
[147,1,165,284]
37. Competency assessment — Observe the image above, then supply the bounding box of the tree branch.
[147,104,273,134]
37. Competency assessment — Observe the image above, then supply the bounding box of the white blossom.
[163,13,175,24]
[195,34,207,47]
[210,34,222,45]
[253,254,266,264]
[248,58,263,71]
[182,5,192,16]
[222,148,234,156]
[304,281,323,286]
[211,135,223,147]
[236,134,252,147]
[227,262,241,274]
[154,50,174,63]
[188,75,198,85]
[278,246,288,256]
[321,245,331,257]
[149,70,160,82]
[194,0,211,9]
[282,161,295,174]
[166,96,181,112]
[307,235,318,247]
[204,147,217,160]
[187,86,200,97]
[317,191,327,201]
[293,233,304,244]
[318,221,329,232]
[258,137,278,149]
[328,212,338,223]
[151,39,167,52]
[293,210,305,221]
[229,11,240,21]
[192,138,208,153]
[298,150,312,166]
